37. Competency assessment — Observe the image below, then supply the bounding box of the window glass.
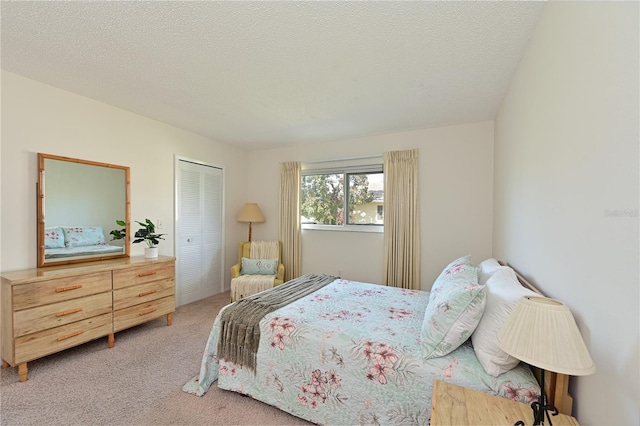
[347,172,384,225]
[301,167,383,231]
[301,174,345,225]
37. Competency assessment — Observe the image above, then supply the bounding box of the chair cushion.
[241,257,278,275]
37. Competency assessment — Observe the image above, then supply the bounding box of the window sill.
[302,224,383,233]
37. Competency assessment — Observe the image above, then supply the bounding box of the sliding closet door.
[175,158,224,306]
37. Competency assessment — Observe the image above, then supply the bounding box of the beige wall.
[1,71,248,291]
[4,6,636,420]
[245,121,495,289]
[494,2,639,425]
[1,71,494,293]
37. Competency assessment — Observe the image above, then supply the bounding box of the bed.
[183,257,571,425]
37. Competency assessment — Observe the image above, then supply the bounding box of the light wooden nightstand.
[431,380,579,426]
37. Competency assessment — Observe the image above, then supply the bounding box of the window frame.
[301,163,384,233]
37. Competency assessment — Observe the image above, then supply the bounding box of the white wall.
[1,71,248,291]
[1,71,494,292]
[494,2,639,425]
[245,121,495,289]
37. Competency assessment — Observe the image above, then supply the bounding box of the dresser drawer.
[112,262,174,290]
[113,278,174,311]
[113,296,174,332]
[12,272,112,311]
[13,292,113,338]
[14,313,112,364]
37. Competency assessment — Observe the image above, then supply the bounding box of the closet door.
[175,158,224,306]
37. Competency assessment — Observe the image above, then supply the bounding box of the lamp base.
[514,368,559,426]
[531,397,559,426]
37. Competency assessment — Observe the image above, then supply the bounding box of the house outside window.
[301,161,383,233]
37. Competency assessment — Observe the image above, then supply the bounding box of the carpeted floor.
[0,291,310,426]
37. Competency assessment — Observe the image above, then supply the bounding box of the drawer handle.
[137,271,157,277]
[138,290,157,297]
[139,308,157,316]
[55,308,83,317]
[57,331,83,341]
[55,284,83,293]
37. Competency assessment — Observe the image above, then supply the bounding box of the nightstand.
[431,380,579,425]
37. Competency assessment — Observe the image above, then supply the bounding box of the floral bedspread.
[183,279,539,425]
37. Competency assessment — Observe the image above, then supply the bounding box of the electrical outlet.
[157,219,163,229]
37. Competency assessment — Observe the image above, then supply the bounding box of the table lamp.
[237,203,265,242]
[497,296,595,426]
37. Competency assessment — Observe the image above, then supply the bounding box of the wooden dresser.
[1,255,175,382]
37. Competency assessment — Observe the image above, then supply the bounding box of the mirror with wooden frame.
[37,153,131,267]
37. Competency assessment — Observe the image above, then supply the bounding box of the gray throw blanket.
[217,273,337,373]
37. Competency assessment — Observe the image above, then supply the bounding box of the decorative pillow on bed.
[421,256,486,359]
[478,258,502,285]
[471,266,537,376]
[429,255,474,303]
[44,227,65,249]
[61,226,106,248]
[241,257,278,275]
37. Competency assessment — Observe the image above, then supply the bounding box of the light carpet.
[0,291,310,426]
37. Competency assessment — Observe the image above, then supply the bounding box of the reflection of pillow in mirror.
[44,227,65,249]
[62,226,106,248]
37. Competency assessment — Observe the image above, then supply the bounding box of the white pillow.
[478,258,502,285]
[471,266,537,376]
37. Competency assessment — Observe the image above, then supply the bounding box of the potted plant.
[110,219,165,259]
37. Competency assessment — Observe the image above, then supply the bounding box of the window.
[301,163,383,232]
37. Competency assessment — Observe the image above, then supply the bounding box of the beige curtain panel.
[279,161,302,281]
[383,148,421,290]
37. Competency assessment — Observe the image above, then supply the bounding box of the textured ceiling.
[1,1,545,149]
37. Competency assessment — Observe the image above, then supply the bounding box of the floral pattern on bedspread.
[183,279,539,425]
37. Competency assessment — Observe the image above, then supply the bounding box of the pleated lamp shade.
[497,296,596,376]
[236,203,265,223]
[237,203,265,242]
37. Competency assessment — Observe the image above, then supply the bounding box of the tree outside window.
[301,171,383,227]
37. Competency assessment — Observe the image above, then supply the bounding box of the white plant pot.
[144,246,158,259]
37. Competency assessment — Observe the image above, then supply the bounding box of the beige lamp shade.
[237,203,265,223]
[496,296,595,376]
[237,203,265,242]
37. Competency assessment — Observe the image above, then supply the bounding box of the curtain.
[279,161,302,281]
[383,149,420,290]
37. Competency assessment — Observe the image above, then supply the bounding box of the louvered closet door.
[176,159,223,306]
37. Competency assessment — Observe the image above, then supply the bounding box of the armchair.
[230,241,285,301]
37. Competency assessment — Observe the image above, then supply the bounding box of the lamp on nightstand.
[237,203,265,242]
[497,296,595,426]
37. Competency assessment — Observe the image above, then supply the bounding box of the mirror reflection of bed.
[37,153,130,267]
[43,226,124,259]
